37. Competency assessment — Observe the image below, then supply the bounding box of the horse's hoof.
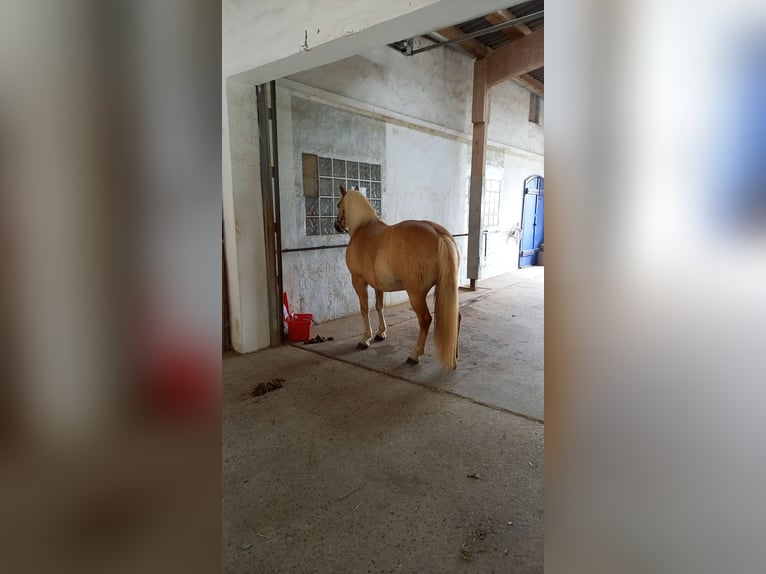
[374,334,386,342]
[357,342,370,350]
[406,357,419,365]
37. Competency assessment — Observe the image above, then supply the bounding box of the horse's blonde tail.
[434,234,460,371]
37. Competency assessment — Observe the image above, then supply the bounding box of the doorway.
[519,175,544,268]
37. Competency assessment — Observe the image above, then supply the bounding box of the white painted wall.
[384,122,471,306]
[276,42,543,323]
[488,80,544,154]
[222,81,271,351]
[283,44,474,135]
[222,0,531,351]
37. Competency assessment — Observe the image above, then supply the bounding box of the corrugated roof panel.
[506,1,544,31]
[457,3,543,48]
[458,18,495,34]
[479,31,515,49]
[507,0,544,18]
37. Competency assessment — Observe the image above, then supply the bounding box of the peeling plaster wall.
[281,94,386,249]
[276,44,542,323]
[384,123,471,294]
[285,45,474,135]
[288,45,544,157]
[279,92,389,321]
[222,81,270,352]
[488,80,544,156]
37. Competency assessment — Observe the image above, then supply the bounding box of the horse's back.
[382,220,452,290]
[347,219,454,292]
[386,220,446,252]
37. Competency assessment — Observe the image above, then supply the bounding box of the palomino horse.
[335,186,461,371]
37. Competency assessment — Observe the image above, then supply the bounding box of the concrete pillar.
[222,80,271,353]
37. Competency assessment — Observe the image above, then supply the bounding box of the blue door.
[519,176,544,268]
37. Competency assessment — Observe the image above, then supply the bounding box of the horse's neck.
[349,216,384,237]
[347,199,379,234]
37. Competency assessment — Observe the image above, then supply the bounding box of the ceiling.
[393,1,544,95]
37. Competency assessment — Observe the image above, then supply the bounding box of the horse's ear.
[353,185,360,191]
[339,185,347,196]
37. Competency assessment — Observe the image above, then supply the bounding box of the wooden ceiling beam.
[436,26,488,59]
[435,12,544,93]
[482,11,543,93]
[497,9,534,35]
[485,28,544,87]
[484,12,527,40]
[514,73,544,96]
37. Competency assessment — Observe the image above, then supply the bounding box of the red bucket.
[286,313,313,341]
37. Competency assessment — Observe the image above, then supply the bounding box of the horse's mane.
[345,189,380,227]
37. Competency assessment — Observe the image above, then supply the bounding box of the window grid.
[307,156,382,236]
[529,92,542,125]
[482,179,502,230]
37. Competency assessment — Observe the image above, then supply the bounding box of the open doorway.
[519,175,544,268]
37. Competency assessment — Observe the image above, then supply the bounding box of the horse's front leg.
[352,275,373,350]
[373,289,387,341]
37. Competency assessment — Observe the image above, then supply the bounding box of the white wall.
[276,42,543,323]
[488,80,544,154]
[283,45,474,135]
[222,81,271,351]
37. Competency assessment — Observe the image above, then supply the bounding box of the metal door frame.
[256,81,284,346]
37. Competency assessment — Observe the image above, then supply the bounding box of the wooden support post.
[467,58,488,284]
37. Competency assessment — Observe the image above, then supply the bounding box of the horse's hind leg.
[456,311,462,359]
[406,291,432,365]
[374,289,387,341]
[352,274,373,350]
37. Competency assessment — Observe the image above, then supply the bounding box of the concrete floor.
[223,268,543,573]
[298,268,544,422]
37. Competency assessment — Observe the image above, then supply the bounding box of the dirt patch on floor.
[250,378,284,398]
